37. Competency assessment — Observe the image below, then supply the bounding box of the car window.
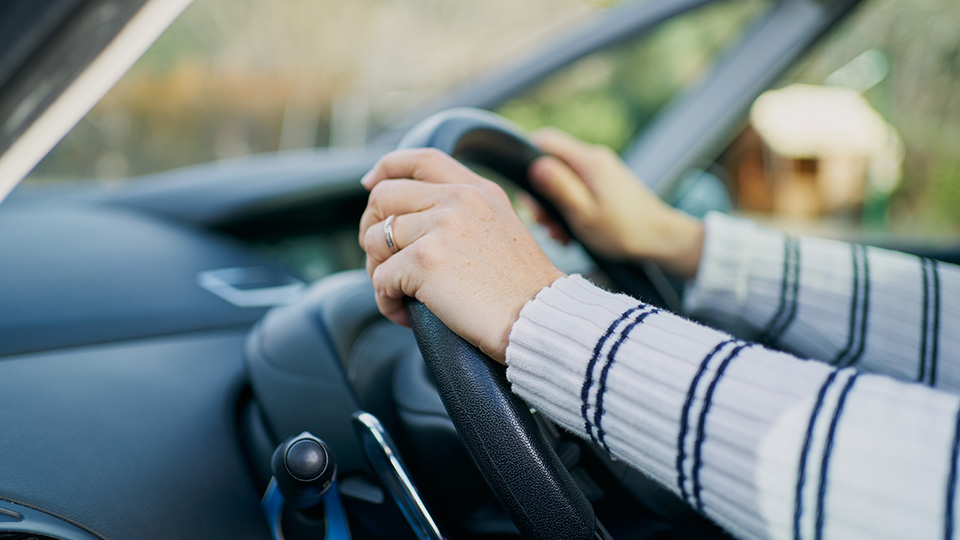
[496,0,771,153]
[24,0,601,182]
[717,0,960,243]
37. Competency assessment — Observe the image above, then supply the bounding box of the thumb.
[528,155,595,220]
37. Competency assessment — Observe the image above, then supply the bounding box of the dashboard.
[0,198,291,538]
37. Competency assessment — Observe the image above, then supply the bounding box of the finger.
[374,285,410,327]
[521,194,573,244]
[369,247,424,327]
[360,148,482,190]
[528,155,595,219]
[520,194,549,225]
[358,179,442,244]
[361,211,431,270]
[531,127,608,182]
[546,223,570,245]
[373,279,410,328]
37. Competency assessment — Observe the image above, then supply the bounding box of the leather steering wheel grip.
[397,108,572,233]
[406,300,596,540]
[398,108,596,540]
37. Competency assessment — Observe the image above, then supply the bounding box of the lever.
[271,432,337,508]
[352,411,444,540]
[262,432,350,540]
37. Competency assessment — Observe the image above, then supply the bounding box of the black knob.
[271,432,337,509]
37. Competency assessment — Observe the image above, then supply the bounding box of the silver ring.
[384,214,398,252]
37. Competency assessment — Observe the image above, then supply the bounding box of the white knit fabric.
[505,213,960,540]
[686,213,960,391]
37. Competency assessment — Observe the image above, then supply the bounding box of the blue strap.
[260,478,285,540]
[261,478,351,540]
[323,480,351,540]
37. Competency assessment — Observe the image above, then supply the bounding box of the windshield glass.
[24,0,601,182]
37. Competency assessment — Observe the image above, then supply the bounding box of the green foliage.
[497,0,769,151]
[920,154,960,234]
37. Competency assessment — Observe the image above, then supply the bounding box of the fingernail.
[360,169,375,189]
[529,158,549,183]
[528,157,543,176]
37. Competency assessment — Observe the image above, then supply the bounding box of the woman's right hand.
[528,128,705,280]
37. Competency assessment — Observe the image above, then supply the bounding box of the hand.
[359,148,565,364]
[528,128,704,279]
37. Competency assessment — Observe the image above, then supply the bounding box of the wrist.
[646,210,704,280]
[490,268,566,364]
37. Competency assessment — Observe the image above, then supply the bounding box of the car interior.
[1,0,958,539]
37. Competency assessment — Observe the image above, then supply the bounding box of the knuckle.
[407,239,437,269]
[433,208,456,228]
[366,184,386,207]
[368,179,392,199]
[462,185,484,203]
[445,184,474,203]
[464,184,488,204]
[361,224,379,251]
[367,182,399,213]
[484,181,510,203]
[406,242,427,267]
[417,147,447,163]
[370,264,388,290]
[475,176,499,193]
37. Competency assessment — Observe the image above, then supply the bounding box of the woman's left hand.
[358,148,564,364]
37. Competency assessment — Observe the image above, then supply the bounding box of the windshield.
[24,0,602,182]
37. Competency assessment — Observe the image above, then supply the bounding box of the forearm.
[685,212,960,392]
[507,275,960,540]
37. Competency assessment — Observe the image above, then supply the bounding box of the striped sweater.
[505,212,960,540]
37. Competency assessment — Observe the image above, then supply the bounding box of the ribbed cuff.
[505,275,639,434]
[684,212,788,335]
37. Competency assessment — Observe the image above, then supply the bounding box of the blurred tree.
[497,0,768,151]
[782,0,960,236]
[29,0,594,180]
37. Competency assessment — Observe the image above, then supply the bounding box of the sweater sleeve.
[506,275,960,540]
[684,212,960,392]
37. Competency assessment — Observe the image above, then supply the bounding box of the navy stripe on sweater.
[765,237,801,345]
[594,308,661,453]
[761,236,799,345]
[834,245,870,367]
[581,305,644,444]
[793,368,843,540]
[676,339,737,504]
[814,372,860,540]
[691,342,754,512]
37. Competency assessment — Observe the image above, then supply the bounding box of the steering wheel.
[396,108,651,539]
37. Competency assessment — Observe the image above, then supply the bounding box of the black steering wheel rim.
[395,108,627,539]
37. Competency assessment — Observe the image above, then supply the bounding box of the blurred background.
[27,0,596,177]
[25,0,960,241]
